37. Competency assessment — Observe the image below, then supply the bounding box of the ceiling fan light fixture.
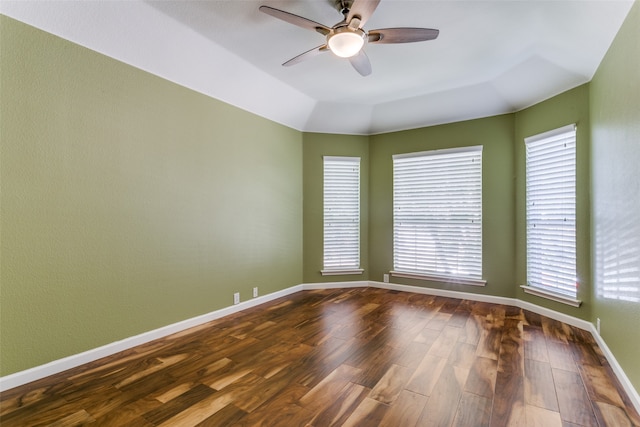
[327,28,365,58]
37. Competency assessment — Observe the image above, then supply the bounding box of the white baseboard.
[2,279,638,415]
[368,280,595,331]
[301,280,369,290]
[369,280,515,305]
[0,284,303,392]
[588,323,640,416]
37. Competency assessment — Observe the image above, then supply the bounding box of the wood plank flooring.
[1,287,639,426]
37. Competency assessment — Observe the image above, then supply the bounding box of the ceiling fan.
[259,0,439,76]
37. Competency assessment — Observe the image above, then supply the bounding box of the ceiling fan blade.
[349,50,372,76]
[368,28,439,44]
[347,0,381,27]
[259,5,331,36]
[283,45,329,67]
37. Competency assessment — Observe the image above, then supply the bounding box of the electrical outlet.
[233,292,240,305]
[383,274,389,283]
[596,318,601,335]
[253,287,258,298]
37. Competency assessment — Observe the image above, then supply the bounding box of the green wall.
[302,133,369,283]
[0,16,303,376]
[368,115,516,296]
[590,0,640,392]
[514,84,592,320]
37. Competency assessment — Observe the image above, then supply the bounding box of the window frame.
[391,145,485,286]
[522,124,581,307]
[321,156,363,276]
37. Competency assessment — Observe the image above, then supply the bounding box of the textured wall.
[368,115,516,296]
[513,84,592,320]
[590,0,640,392]
[0,16,303,376]
[302,133,370,283]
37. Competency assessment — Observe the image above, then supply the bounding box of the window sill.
[390,271,486,287]
[520,285,582,307]
[321,269,364,276]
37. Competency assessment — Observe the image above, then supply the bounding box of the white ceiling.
[1,0,634,135]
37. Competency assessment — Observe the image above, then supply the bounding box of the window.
[322,156,362,275]
[392,146,484,285]
[524,124,578,305]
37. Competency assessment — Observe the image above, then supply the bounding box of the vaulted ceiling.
[1,0,634,135]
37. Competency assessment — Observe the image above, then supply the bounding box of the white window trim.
[525,124,579,304]
[321,268,364,276]
[322,156,361,274]
[524,124,576,145]
[392,145,483,162]
[392,145,484,285]
[520,285,582,307]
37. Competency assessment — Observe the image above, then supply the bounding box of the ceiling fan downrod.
[333,0,353,17]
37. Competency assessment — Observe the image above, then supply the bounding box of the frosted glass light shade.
[328,30,365,58]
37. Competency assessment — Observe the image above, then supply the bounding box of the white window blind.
[323,156,361,274]
[392,146,483,283]
[526,124,577,298]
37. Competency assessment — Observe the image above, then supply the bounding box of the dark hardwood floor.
[1,287,639,426]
